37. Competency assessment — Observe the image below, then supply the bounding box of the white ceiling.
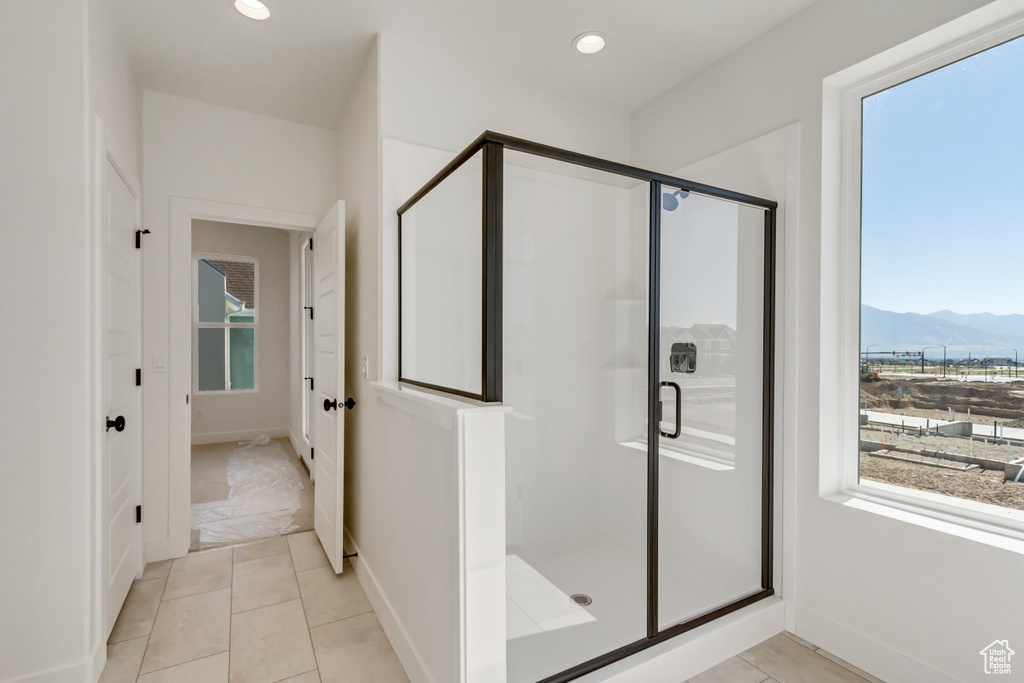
[102,0,818,130]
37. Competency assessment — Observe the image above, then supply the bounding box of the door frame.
[167,198,319,557]
[89,116,143,675]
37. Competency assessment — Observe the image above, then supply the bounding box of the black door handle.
[106,415,125,432]
[659,381,681,439]
[323,397,357,412]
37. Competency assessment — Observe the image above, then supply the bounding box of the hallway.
[101,532,408,682]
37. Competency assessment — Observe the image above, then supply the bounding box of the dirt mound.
[860,377,1024,424]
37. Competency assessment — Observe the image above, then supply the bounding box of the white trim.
[820,0,1024,540]
[301,237,314,445]
[189,426,290,446]
[167,197,318,558]
[5,656,99,683]
[88,114,105,683]
[343,528,436,683]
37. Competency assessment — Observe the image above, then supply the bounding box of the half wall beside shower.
[398,133,776,683]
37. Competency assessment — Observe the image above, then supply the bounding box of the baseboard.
[88,637,105,683]
[580,598,786,683]
[288,430,311,476]
[143,535,174,564]
[189,427,290,446]
[4,653,95,683]
[343,528,436,683]
[793,605,957,683]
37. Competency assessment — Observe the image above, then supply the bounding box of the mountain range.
[861,305,1024,359]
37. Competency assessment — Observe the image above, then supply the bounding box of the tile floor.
[190,438,315,551]
[101,531,409,683]
[104,531,882,683]
[686,631,886,683]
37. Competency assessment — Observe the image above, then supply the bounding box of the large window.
[827,14,1024,531]
[194,255,257,392]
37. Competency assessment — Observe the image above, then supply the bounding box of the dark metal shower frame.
[397,131,778,683]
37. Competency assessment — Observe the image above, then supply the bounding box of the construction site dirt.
[860,452,1024,511]
[861,376,1024,427]
[860,376,1024,512]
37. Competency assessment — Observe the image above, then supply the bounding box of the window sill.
[824,485,1024,555]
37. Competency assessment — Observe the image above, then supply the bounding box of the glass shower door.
[656,187,769,629]
[503,152,649,683]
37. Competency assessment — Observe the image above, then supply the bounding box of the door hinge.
[135,505,142,523]
[309,237,313,251]
[135,229,151,249]
[186,394,189,404]
[305,377,314,391]
[304,306,314,319]
[310,447,314,460]
[136,369,142,386]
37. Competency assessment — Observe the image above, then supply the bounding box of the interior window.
[195,256,257,391]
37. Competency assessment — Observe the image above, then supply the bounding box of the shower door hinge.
[135,505,142,524]
[135,229,151,249]
[136,369,142,386]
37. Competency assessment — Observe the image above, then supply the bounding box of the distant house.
[661,324,736,377]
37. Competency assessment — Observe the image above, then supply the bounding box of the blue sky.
[861,34,1024,316]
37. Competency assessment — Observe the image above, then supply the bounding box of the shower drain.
[570,593,593,607]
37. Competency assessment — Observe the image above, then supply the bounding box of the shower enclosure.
[398,133,776,683]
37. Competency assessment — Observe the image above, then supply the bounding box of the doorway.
[188,219,314,551]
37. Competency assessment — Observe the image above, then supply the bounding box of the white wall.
[0,2,107,680]
[142,91,336,560]
[90,0,142,174]
[378,32,631,166]
[191,220,292,442]
[631,1,1024,681]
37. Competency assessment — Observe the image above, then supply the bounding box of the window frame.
[823,10,1024,539]
[192,253,260,394]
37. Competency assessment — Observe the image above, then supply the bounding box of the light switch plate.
[153,355,167,372]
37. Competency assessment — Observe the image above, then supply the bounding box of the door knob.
[323,397,356,412]
[106,415,126,432]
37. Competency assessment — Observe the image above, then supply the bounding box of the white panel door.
[102,156,142,637]
[313,201,347,573]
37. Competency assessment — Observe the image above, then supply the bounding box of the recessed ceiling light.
[234,0,270,20]
[573,32,606,55]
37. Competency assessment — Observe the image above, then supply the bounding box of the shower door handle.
[660,381,681,439]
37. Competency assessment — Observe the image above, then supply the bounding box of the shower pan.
[398,132,776,683]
